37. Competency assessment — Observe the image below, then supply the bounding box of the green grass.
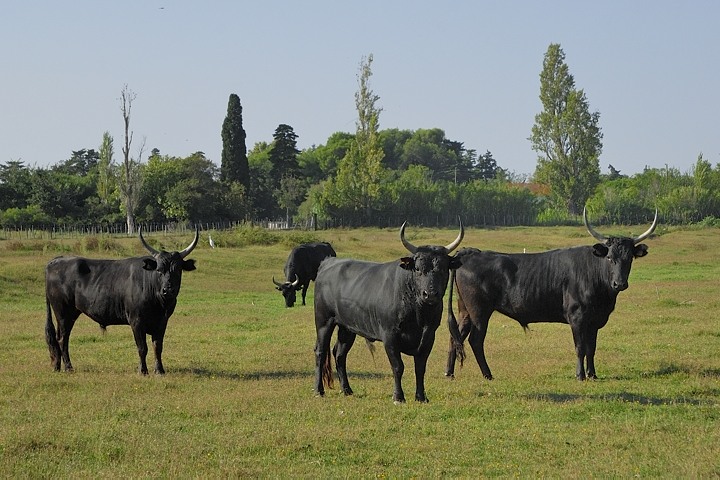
[1,226,719,477]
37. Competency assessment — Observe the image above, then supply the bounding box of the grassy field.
[1,224,719,478]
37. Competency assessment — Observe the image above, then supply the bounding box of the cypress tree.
[221,94,249,188]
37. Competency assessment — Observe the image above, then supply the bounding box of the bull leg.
[57,317,77,373]
[570,324,587,381]
[301,284,309,306]
[445,314,472,377]
[130,324,150,375]
[151,329,167,375]
[314,321,335,396]
[384,341,406,404]
[413,332,436,403]
[334,326,356,395]
[468,320,494,380]
[585,328,599,379]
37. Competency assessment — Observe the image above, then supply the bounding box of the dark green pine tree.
[220,94,249,188]
[268,124,301,188]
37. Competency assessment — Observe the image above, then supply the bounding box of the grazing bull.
[273,242,337,307]
[446,209,657,381]
[45,227,199,374]
[314,222,463,403]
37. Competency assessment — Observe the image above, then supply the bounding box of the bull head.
[583,208,657,292]
[273,275,301,307]
[398,220,464,306]
[139,227,199,299]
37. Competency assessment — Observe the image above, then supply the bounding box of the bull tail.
[321,347,334,390]
[364,339,377,363]
[447,269,466,366]
[45,297,61,370]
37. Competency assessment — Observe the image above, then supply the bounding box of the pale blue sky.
[2,1,718,176]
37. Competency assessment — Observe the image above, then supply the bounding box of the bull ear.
[592,243,608,257]
[634,244,649,258]
[142,258,158,271]
[182,259,197,271]
[399,257,414,270]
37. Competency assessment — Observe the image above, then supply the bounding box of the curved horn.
[139,226,161,255]
[400,220,465,254]
[291,274,300,287]
[272,276,283,287]
[444,219,464,253]
[400,221,417,254]
[179,227,200,258]
[583,207,607,242]
[633,208,659,244]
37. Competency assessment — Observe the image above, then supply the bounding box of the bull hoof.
[415,396,429,403]
[393,399,406,405]
[342,388,353,396]
[444,373,455,379]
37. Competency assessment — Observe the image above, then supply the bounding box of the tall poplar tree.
[97,131,115,206]
[220,94,249,188]
[333,53,385,224]
[530,43,603,215]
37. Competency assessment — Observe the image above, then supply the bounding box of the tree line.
[1,47,716,231]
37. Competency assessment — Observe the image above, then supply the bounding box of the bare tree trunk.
[119,85,142,235]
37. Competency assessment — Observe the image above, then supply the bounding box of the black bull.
[273,242,337,307]
[314,222,463,403]
[44,228,199,374]
[446,209,658,381]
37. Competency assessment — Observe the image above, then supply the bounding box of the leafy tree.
[220,93,249,188]
[385,165,436,219]
[54,149,99,176]
[30,166,96,222]
[247,142,276,219]
[399,128,448,172]
[379,128,412,170]
[476,150,499,181]
[297,131,354,183]
[530,43,603,215]
[0,160,33,210]
[139,152,221,223]
[276,175,308,225]
[97,132,116,208]
[331,54,386,224]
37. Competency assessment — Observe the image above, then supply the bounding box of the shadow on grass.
[526,392,705,406]
[172,366,388,382]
